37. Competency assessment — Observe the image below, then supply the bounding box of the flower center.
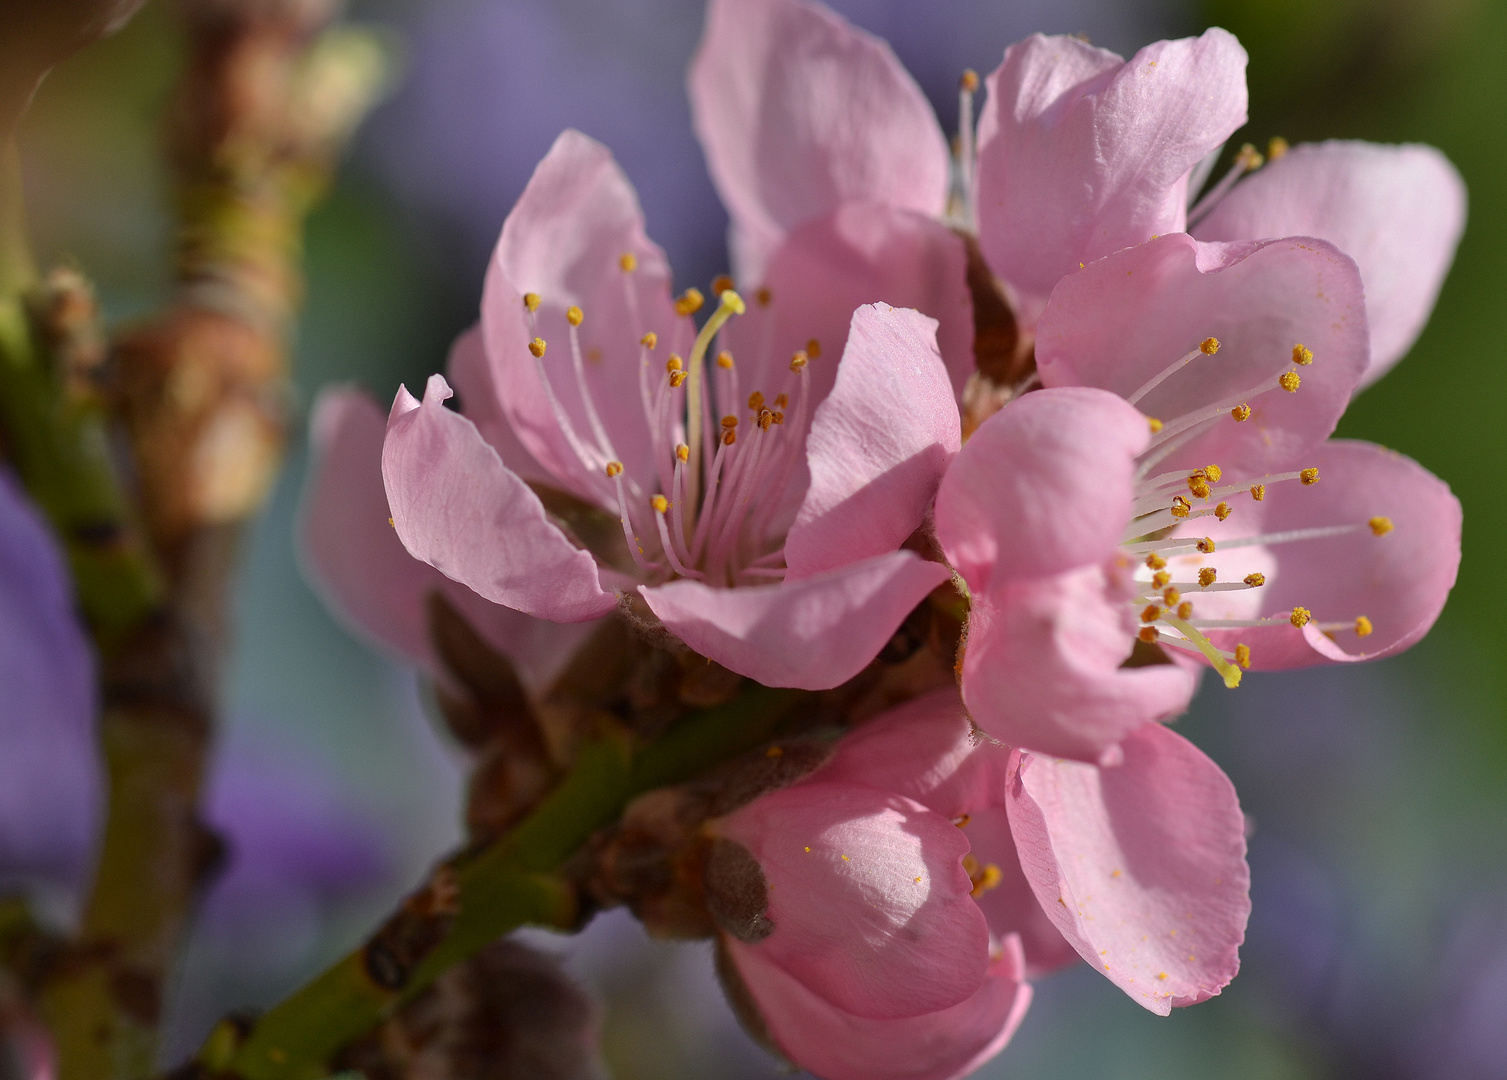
[1120,337,1385,686]
[524,259,817,588]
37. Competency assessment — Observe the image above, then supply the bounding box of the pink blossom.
[935,235,1462,763]
[691,0,1462,356]
[382,130,954,691]
[714,688,1250,1079]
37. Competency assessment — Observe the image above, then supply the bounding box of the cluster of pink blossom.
[301,0,1464,1076]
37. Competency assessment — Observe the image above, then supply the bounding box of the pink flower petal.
[785,305,960,579]
[1193,141,1466,386]
[721,781,989,1019]
[383,374,617,623]
[1036,234,1368,477]
[934,387,1149,593]
[721,202,974,403]
[640,550,950,690]
[444,325,552,487]
[481,129,678,504]
[976,30,1248,308]
[1195,439,1460,669]
[1006,723,1251,1015]
[689,0,949,282]
[961,564,1198,763]
[964,806,1082,978]
[728,936,1031,1080]
[300,386,593,689]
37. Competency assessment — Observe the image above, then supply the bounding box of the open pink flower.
[383,130,955,691]
[935,234,1462,762]
[691,0,1462,362]
[714,688,1250,1079]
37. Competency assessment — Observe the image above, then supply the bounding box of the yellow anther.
[772,411,785,425]
[721,415,738,429]
[1237,142,1265,170]
[789,350,809,372]
[1200,337,1221,355]
[719,289,747,315]
[1355,616,1373,637]
[1163,587,1181,606]
[1369,516,1394,536]
[1141,604,1163,624]
[1215,501,1232,521]
[1244,572,1266,587]
[523,292,541,312]
[806,337,822,359]
[766,745,784,758]
[640,331,658,349]
[960,68,980,92]
[774,393,789,409]
[1196,537,1216,554]
[962,854,979,875]
[1235,643,1252,669]
[528,337,547,358]
[1145,553,1167,571]
[1198,567,1218,588]
[387,516,394,527]
[676,443,690,463]
[1268,136,1289,160]
[1290,606,1312,628]
[566,305,584,326]
[1138,626,1159,643]
[716,350,734,369]
[619,252,638,272]
[748,391,765,411]
[605,461,623,479]
[1171,496,1192,518]
[1292,343,1314,366]
[1250,484,1266,501]
[723,429,737,446]
[953,814,972,828]
[757,408,775,431]
[1177,601,1194,619]
[1300,467,1320,486]
[675,288,705,316]
[669,370,687,388]
[650,494,669,514]
[712,274,735,296]
[1204,464,1222,483]
[970,863,1002,898]
[1148,417,1164,434]
[1231,403,1252,422]
[666,354,684,373]
[1279,371,1301,392]
[756,286,772,307]
[1152,570,1171,590]
[1188,477,1211,499]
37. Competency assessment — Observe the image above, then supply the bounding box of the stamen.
[1148,417,1164,434]
[652,495,702,579]
[1244,572,1266,587]
[1290,607,1312,627]
[1196,538,1216,553]
[1279,371,1301,392]
[1232,404,1251,422]
[1215,501,1232,520]
[641,331,658,349]
[712,274,735,296]
[1126,339,1219,406]
[1199,567,1218,587]
[673,444,690,549]
[1235,643,1252,669]
[1145,554,1167,570]
[1300,468,1320,486]
[566,307,621,463]
[523,292,541,313]
[1251,484,1265,501]
[1139,626,1158,643]
[1355,616,1373,637]
[756,287,772,307]
[619,252,638,273]
[1177,601,1194,619]
[609,464,658,575]
[529,337,546,358]
[675,288,705,317]
[1292,344,1313,366]
[1369,516,1394,535]
[1170,496,1192,518]
[1268,137,1289,160]
[806,338,822,360]
[1152,570,1171,589]
[716,350,734,369]
[1187,142,1265,227]
[529,335,609,477]
[957,69,980,229]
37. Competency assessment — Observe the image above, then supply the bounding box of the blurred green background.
[13,0,1505,1076]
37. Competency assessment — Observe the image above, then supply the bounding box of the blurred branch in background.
[0,0,390,1075]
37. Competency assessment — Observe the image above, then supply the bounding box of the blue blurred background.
[14,0,1506,1076]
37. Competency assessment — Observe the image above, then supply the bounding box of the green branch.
[202,684,806,1080]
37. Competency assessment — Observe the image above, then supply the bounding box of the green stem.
[209,684,806,1080]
